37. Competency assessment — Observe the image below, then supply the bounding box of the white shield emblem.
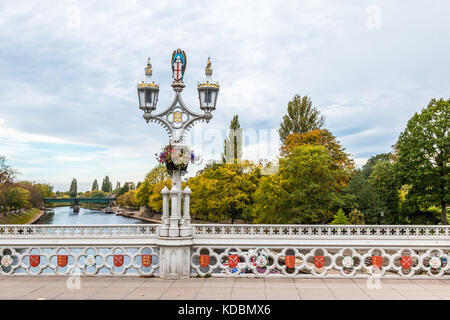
[85,255,96,267]
[256,255,267,268]
[342,256,354,268]
[1,255,13,267]
[429,257,442,269]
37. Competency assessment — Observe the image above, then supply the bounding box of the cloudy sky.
[0,1,449,191]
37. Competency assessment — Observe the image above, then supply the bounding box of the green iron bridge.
[42,197,117,212]
[42,197,117,204]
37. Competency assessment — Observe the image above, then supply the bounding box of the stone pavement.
[0,276,449,300]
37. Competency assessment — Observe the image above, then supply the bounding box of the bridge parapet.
[0,223,449,278]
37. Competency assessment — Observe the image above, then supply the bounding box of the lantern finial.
[145,57,152,76]
[205,57,212,76]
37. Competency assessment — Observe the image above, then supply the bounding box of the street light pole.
[137,49,219,238]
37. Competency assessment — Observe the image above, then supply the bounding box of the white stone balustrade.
[1,223,450,278]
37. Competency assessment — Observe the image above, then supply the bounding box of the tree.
[35,183,53,198]
[189,161,261,223]
[343,153,395,224]
[83,191,91,198]
[281,129,354,185]
[92,179,99,191]
[279,94,325,143]
[135,165,168,210]
[0,156,17,185]
[0,156,17,213]
[222,115,242,164]
[348,209,365,224]
[17,181,53,208]
[6,187,30,212]
[330,209,349,225]
[361,153,391,179]
[252,145,345,224]
[396,98,449,224]
[369,161,401,223]
[91,190,107,198]
[69,178,77,197]
[101,176,112,193]
[115,182,136,197]
[117,190,137,209]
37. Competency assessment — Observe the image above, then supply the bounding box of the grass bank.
[0,208,43,224]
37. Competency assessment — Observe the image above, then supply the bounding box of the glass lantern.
[197,82,219,112]
[137,82,159,112]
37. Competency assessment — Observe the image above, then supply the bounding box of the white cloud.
[0,0,449,190]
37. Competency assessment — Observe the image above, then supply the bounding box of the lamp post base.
[157,237,192,279]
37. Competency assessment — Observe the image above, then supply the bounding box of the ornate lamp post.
[137,49,219,238]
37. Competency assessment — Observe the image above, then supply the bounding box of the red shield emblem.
[285,255,296,268]
[200,255,210,267]
[30,255,40,267]
[57,255,68,268]
[113,255,124,267]
[401,256,412,269]
[228,254,239,268]
[372,256,382,268]
[142,255,152,267]
[314,255,324,268]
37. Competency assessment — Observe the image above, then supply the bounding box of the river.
[37,206,147,224]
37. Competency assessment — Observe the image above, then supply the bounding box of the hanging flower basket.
[156,144,195,175]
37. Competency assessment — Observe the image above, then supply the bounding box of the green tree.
[252,145,345,224]
[117,190,137,209]
[17,181,52,208]
[101,176,112,193]
[369,161,401,223]
[278,94,325,143]
[91,190,107,198]
[0,156,17,213]
[92,179,99,191]
[222,115,242,164]
[396,98,449,224]
[189,161,261,223]
[115,182,136,197]
[348,209,365,224]
[135,165,168,210]
[343,153,395,224]
[361,153,391,179]
[0,156,17,185]
[35,183,53,198]
[69,178,77,197]
[6,187,31,212]
[281,129,354,185]
[330,209,349,225]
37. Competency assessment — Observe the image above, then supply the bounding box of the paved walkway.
[0,277,449,300]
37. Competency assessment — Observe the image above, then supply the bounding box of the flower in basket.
[157,144,192,175]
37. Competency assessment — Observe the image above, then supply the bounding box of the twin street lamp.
[137,49,219,144]
[137,49,219,239]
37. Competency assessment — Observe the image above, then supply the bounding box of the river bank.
[0,208,45,224]
[116,207,250,224]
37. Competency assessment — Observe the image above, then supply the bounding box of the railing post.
[159,186,170,237]
[157,184,193,280]
[168,185,180,237]
[179,186,192,237]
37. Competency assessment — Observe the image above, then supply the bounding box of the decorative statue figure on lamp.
[137,49,219,239]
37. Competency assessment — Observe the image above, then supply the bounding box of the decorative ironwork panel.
[191,246,450,278]
[191,224,450,240]
[0,225,159,239]
[0,246,159,276]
